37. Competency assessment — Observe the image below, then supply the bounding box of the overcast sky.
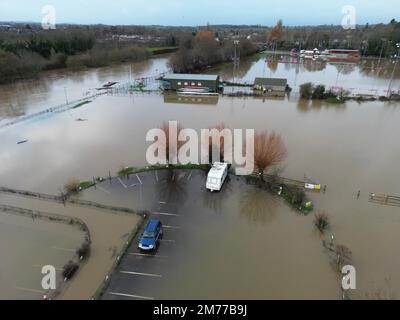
[0,0,398,26]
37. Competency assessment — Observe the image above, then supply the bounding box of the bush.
[44,53,67,70]
[0,49,45,83]
[314,212,329,233]
[64,179,80,194]
[300,82,313,99]
[76,241,91,260]
[62,261,79,280]
[284,185,306,206]
[312,85,326,99]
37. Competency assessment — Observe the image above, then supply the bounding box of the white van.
[206,162,228,192]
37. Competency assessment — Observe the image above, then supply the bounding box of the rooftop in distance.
[254,77,288,87]
[163,73,220,81]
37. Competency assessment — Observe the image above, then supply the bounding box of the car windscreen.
[143,231,155,238]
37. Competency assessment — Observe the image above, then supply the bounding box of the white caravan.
[206,162,228,192]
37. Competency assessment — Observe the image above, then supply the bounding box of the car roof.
[145,219,161,232]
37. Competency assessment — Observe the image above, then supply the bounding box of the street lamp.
[387,43,400,98]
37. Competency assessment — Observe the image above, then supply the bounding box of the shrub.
[284,185,306,206]
[64,179,80,194]
[312,85,326,99]
[314,212,329,233]
[62,261,79,280]
[334,245,352,270]
[76,241,90,260]
[300,82,313,99]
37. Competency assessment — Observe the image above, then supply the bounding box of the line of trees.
[169,29,258,73]
[0,28,151,83]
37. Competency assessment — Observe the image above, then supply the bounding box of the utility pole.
[64,87,68,105]
[233,39,240,85]
[378,38,386,65]
[387,43,400,98]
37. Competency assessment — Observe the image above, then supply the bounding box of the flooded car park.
[79,170,339,299]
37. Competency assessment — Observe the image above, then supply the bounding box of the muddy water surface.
[1,54,400,299]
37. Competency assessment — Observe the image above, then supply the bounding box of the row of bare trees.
[158,121,287,178]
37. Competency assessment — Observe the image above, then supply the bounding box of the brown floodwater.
[0,193,140,300]
[0,211,85,299]
[1,54,400,299]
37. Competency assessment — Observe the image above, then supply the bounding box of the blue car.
[138,219,163,251]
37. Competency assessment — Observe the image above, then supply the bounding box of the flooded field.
[1,54,400,299]
[0,193,140,299]
[0,211,84,299]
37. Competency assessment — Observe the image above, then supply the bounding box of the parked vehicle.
[206,162,228,192]
[138,219,163,251]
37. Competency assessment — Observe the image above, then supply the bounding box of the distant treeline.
[0,28,151,83]
[265,19,400,57]
[169,30,258,73]
[2,19,400,83]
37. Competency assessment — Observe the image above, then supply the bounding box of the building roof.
[254,77,287,87]
[163,73,219,81]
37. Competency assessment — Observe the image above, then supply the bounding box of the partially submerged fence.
[0,92,105,129]
[0,203,90,241]
[0,186,138,216]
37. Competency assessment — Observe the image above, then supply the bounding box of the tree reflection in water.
[156,169,188,204]
[239,187,279,224]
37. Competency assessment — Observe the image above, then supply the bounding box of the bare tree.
[252,131,287,180]
[64,179,80,194]
[208,122,231,163]
[314,211,329,233]
[335,244,352,271]
[160,121,184,163]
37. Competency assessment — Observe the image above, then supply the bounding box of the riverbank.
[0,46,175,85]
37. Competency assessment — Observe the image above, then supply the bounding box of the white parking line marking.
[159,239,176,243]
[117,177,127,188]
[108,292,154,300]
[98,186,111,194]
[163,225,180,229]
[152,212,179,216]
[155,171,159,182]
[159,201,167,204]
[129,253,168,259]
[136,174,143,185]
[15,286,45,294]
[187,171,193,180]
[120,270,162,278]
